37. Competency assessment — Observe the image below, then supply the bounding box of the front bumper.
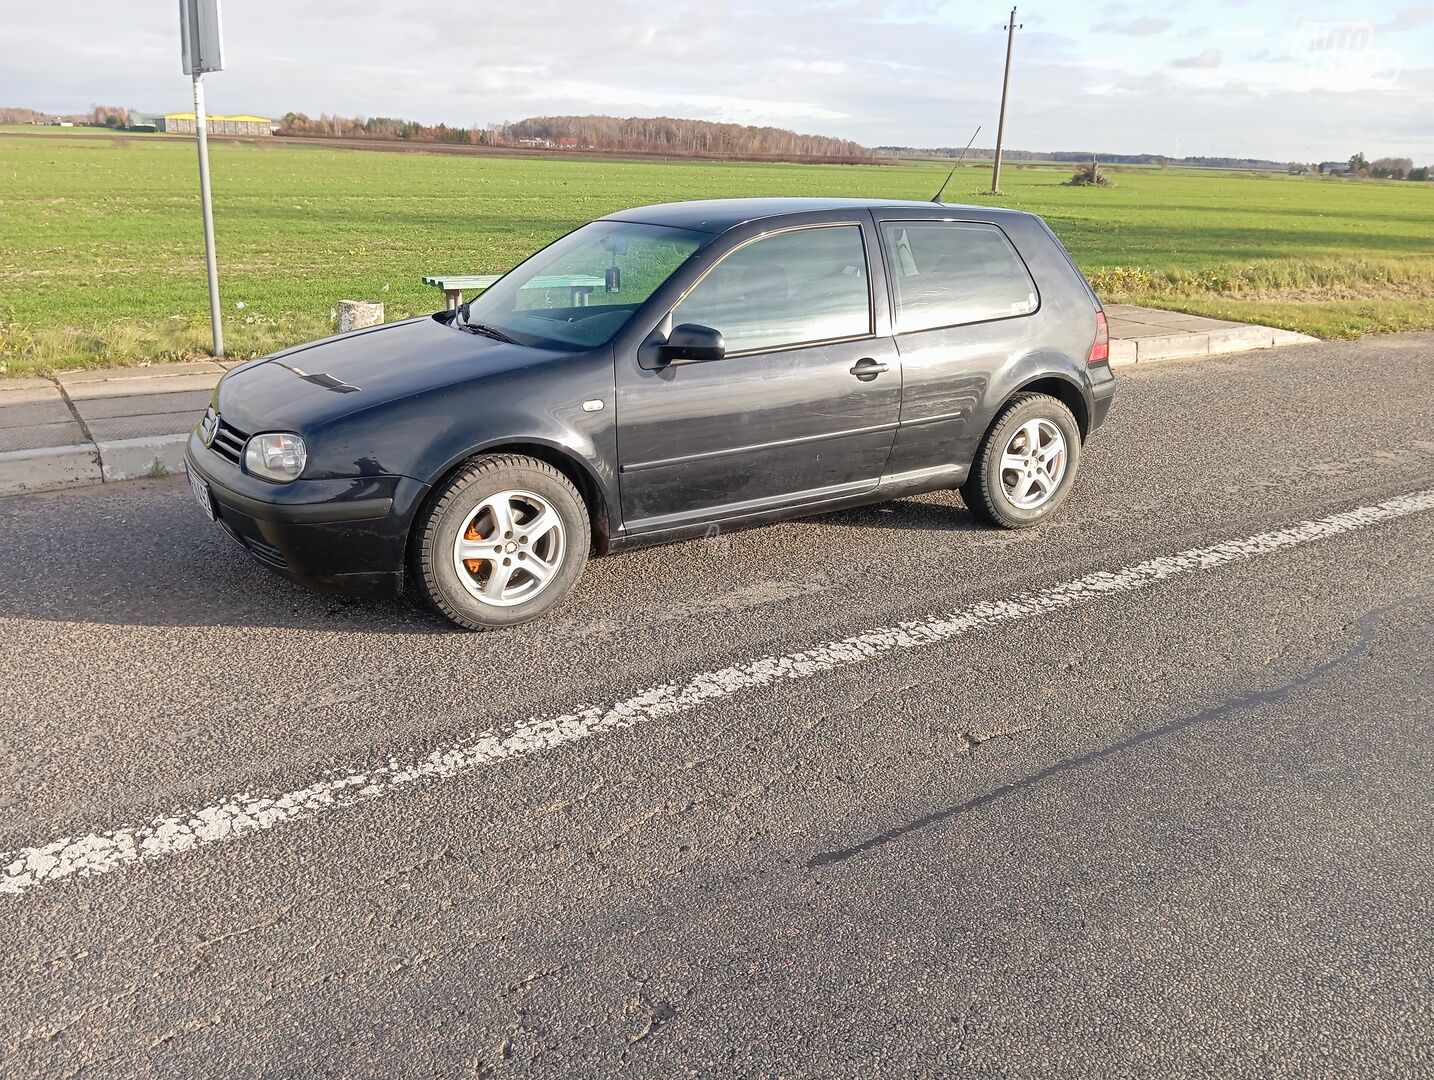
[184,431,429,599]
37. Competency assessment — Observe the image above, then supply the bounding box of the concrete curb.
[1108,324,1318,368]
[0,363,206,497]
[0,433,192,496]
[0,310,1322,497]
[97,432,190,482]
[0,443,104,497]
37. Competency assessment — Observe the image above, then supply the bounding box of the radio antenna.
[931,125,982,203]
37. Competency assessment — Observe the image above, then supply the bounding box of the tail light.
[1087,310,1109,366]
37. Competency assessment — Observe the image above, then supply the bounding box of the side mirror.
[660,323,725,364]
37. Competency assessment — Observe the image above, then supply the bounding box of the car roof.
[603,197,1032,235]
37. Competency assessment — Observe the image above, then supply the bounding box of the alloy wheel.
[451,489,566,607]
[999,418,1068,510]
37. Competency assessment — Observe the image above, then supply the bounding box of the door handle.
[849,358,889,381]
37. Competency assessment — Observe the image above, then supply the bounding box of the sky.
[3,0,1432,162]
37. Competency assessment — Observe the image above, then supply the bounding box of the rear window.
[879,221,1038,333]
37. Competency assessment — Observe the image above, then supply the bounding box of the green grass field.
[2,130,1432,373]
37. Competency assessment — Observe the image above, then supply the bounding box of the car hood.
[216,315,551,432]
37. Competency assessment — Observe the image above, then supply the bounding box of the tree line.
[879,143,1432,180]
[273,112,870,160]
[0,104,131,126]
[1346,152,1428,180]
[876,145,1302,170]
[9,104,1427,178]
[278,112,482,144]
[498,115,870,160]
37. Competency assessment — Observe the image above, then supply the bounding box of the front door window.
[671,225,872,354]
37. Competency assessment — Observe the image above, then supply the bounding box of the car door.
[614,219,901,531]
[875,217,1044,475]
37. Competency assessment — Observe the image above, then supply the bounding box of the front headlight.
[244,432,307,482]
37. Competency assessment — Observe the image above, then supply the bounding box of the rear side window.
[672,224,871,354]
[879,221,1038,333]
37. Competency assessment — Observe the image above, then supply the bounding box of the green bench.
[421,274,501,311]
[422,273,607,311]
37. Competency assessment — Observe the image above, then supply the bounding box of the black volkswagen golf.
[185,198,1116,629]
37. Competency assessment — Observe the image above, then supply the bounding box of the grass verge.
[2,134,1431,373]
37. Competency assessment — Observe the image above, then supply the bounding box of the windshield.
[459,220,709,350]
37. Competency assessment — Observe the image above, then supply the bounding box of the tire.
[961,392,1082,530]
[414,454,591,630]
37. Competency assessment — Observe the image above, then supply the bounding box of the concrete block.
[338,300,384,333]
[96,433,190,482]
[1207,325,1275,355]
[1108,339,1138,367]
[1138,333,1210,363]
[0,444,102,496]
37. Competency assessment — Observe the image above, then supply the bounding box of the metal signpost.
[179,0,226,356]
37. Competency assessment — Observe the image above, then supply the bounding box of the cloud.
[0,0,1430,162]
[1093,17,1173,35]
[786,60,850,75]
[1381,4,1434,31]
[1173,48,1223,69]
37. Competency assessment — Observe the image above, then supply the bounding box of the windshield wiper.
[463,320,518,344]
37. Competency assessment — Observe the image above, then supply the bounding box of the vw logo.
[199,408,219,447]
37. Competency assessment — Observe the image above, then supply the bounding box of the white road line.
[5,488,1434,897]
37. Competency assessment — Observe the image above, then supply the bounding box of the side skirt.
[604,463,970,554]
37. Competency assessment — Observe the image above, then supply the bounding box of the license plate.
[187,466,215,521]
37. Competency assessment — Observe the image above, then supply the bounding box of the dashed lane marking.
[5,488,1433,897]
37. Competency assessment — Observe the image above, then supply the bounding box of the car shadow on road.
[805,492,987,535]
[1,482,991,633]
[0,479,453,634]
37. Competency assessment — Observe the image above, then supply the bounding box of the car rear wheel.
[415,454,590,630]
[961,392,1082,529]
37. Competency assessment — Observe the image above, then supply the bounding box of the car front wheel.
[414,454,590,630]
[961,392,1083,529]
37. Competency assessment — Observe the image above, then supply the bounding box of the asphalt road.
[2,335,1432,1078]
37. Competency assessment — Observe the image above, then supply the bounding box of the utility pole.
[990,6,1021,195]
